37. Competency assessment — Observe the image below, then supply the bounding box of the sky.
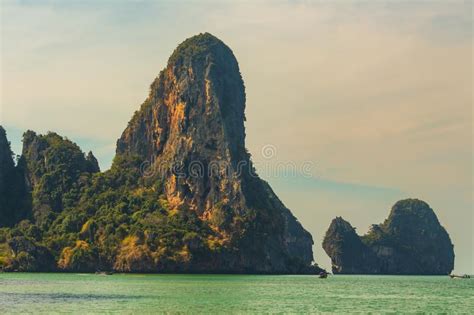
[1,0,472,273]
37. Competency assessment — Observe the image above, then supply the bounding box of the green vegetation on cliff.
[0,140,217,272]
[0,33,317,274]
[323,199,454,275]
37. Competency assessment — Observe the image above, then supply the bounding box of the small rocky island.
[0,33,318,274]
[323,199,454,275]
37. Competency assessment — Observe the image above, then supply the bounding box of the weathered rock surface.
[116,33,315,273]
[322,217,381,274]
[0,33,318,274]
[323,199,454,275]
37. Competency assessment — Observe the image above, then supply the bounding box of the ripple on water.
[0,274,472,313]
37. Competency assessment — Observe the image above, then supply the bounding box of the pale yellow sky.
[1,0,472,272]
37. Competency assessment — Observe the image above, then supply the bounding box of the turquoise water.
[0,273,472,313]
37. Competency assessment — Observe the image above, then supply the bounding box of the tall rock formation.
[0,126,29,227]
[0,34,318,274]
[322,217,381,274]
[323,199,454,275]
[116,33,315,273]
[0,126,17,226]
[0,128,100,271]
[21,131,100,225]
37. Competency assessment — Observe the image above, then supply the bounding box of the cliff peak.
[168,32,229,65]
[0,126,30,227]
[385,198,440,229]
[0,126,14,170]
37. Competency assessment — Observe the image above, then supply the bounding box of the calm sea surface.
[0,273,472,313]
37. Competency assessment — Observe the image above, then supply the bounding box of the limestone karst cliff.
[115,33,315,273]
[323,199,454,275]
[21,131,101,225]
[0,33,318,274]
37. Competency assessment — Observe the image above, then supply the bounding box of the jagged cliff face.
[0,34,315,274]
[322,217,381,274]
[21,131,100,224]
[0,130,102,271]
[0,127,15,175]
[373,199,454,274]
[116,33,314,272]
[0,126,29,227]
[0,127,17,226]
[117,33,247,218]
[323,199,454,275]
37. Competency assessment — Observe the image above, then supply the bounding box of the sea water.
[0,273,472,313]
